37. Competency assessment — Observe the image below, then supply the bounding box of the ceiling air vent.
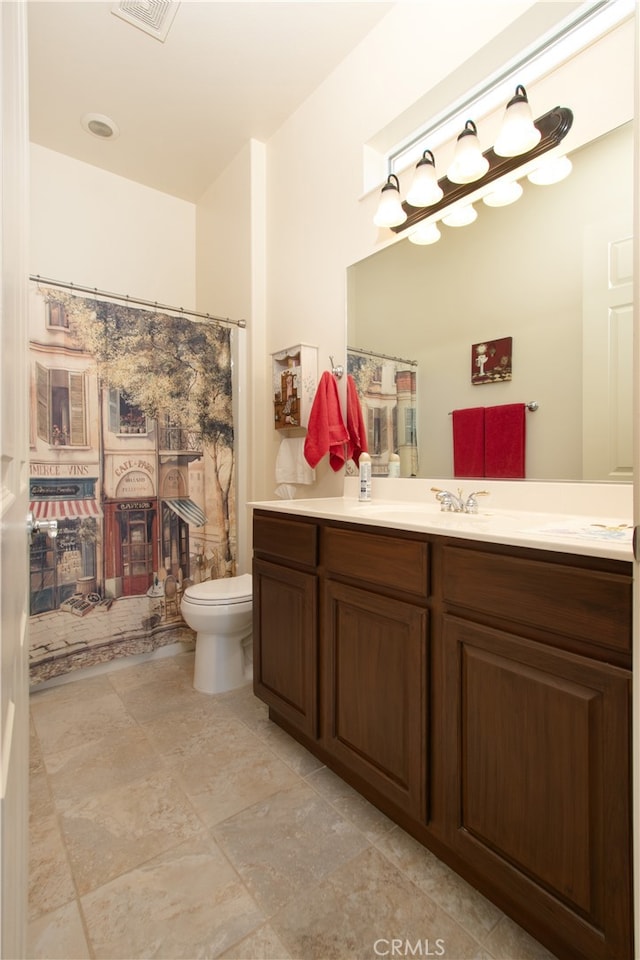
[111,1,180,43]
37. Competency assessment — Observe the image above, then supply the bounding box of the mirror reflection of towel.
[485,403,526,478]
[346,375,368,467]
[452,407,485,478]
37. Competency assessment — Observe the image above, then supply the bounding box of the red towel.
[452,407,485,477]
[304,371,349,471]
[345,375,368,467]
[485,403,526,478]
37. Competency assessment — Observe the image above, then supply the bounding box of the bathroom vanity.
[251,488,633,960]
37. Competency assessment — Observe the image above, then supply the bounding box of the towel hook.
[329,355,344,379]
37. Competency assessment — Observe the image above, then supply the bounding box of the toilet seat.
[183,574,252,606]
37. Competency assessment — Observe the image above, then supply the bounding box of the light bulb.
[527,155,572,185]
[406,150,444,207]
[447,121,489,184]
[442,204,477,227]
[408,221,441,245]
[373,174,407,228]
[482,180,523,207]
[494,85,541,157]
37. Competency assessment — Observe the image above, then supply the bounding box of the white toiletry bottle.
[359,452,372,501]
[388,453,400,478]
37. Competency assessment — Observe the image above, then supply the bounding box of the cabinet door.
[323,580,427,820]
[442,614,632,960]
[253,558,318,738]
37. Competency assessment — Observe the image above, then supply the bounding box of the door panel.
[0,4,30,955]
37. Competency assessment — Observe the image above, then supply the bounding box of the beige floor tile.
[140,705,246,762]
[375,825,503,942]
[27,899,91,960]
[28,812,76,921]
[31,688,137,756]
[81,836,264,960]
[258,722,326,776]
[218,922,293,960]
[213,780,369,916]
[483,915,558,959]
[167,724,300,827]
[45,726,162,804]
[59,771,203,895]
[30,673,114,706]
[217,682,273,737]
[29,767,55,824]
[271,845,487,960]
[307,765,396,842]
[112,671,204,724]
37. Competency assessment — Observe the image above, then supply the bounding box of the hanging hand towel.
[484,403,526,478]
[345,375,368,467]
[275,437,315,484]
[452,407,485,478]
[303,371,349,471]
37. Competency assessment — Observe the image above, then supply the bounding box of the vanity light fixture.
[482,179,523,207]
[447,120,490,184]
[408,221,441,246]
[379,103,573,238]
[406,150,444,207]
[527,154,572,185]
[373,173,407,228]
[494,85,541,157]
[442,203,477,227]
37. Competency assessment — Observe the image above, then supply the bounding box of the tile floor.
[28,651,559,960]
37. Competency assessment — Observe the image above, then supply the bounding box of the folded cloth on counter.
[304,371,349,471]
[275,437,315,484]
[484,403,526,478]
[452,407,485,478]
[345,374,368,467]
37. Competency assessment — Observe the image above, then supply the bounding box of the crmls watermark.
[373,938,446,957]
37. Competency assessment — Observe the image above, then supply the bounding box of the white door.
[0,4,30,957]
[582,217,634,481]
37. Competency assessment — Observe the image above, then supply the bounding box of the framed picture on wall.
[471,336,512,384]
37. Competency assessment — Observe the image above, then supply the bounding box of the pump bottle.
[358,452,372,501]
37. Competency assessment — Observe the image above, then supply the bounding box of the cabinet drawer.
[442,545,632,653]
[253,512,317,568]
[323,526,429,599]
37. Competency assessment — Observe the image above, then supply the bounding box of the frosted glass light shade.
[447,121,489,184]
[374,174,407,228]
[406,150,444,207]
[442,203,477,227]
[482,180,523,207]
[494,85,541,157]
[527,155,572,185]
[408,221,441,245]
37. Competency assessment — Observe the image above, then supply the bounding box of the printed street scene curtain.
[28,284,236,684]
[347,348,418,478]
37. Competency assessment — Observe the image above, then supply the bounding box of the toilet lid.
[184,573,252,604]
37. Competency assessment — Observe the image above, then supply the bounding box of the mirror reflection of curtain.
[347,348,418,477]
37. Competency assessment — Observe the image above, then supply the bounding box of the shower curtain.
[28,283,236,683]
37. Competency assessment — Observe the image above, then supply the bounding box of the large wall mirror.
[347,119,633,482]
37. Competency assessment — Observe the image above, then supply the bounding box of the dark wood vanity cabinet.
[322,526,429,819]
[252,514,319,738]
[252,510,633,960]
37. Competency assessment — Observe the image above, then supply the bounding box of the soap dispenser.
[358,452,372,501]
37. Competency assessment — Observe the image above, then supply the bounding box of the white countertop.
[250,492,634,562]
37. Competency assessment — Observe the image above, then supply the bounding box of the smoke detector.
[111,1,180,43]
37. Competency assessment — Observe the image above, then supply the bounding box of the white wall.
[30,144,196,305]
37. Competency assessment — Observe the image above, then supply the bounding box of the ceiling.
[27,1,393,203]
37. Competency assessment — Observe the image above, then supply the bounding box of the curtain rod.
[348,345,418,367]
[29,275,247,329]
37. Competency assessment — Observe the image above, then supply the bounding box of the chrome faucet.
[431,487,490,514]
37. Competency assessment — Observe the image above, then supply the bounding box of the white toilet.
[181,573,253,694]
